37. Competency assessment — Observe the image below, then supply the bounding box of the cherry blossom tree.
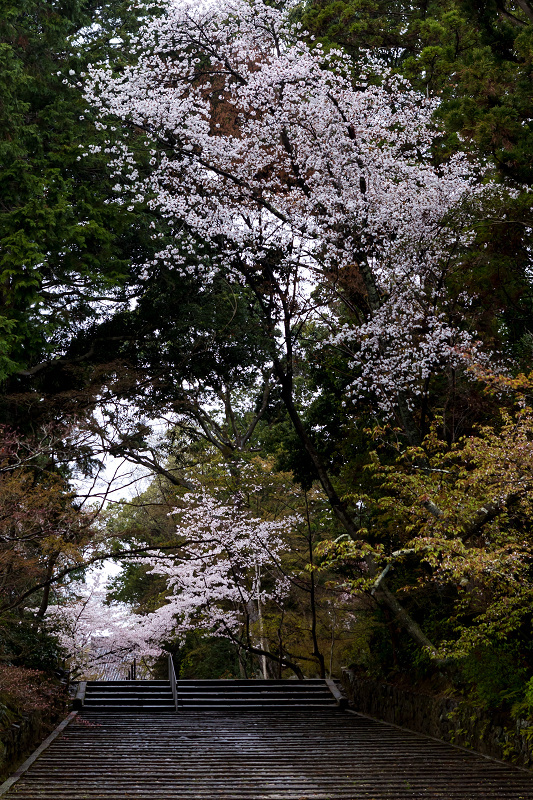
[103,446,360,678]
[80,0,506,469]
[81,0,500,412]
[45,490,304,678]
[45,580,169,679]
[133,492,304,677]
[79,0,509,657]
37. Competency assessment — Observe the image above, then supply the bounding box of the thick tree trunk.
[515,0,533,23]
[35,552,59,620]
[272,360,440,658]
[373,583,439,658]
[250,259,441,660]
[306,495,326,678]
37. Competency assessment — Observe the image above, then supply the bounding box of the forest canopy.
[1,0,533,723]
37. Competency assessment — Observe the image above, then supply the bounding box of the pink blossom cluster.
[81,0,504,412]
[135,492,296,639]
[329,288,489,413]
[46,493,297,672]
[45,583,168,678]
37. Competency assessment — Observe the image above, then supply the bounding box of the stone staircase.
[81,678,339,713]
[176,678,338,712]
[82,680,175,713]
[5,709,533,798]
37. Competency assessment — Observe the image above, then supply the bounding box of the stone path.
[4,710,533,799]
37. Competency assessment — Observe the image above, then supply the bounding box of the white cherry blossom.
[136,493,295,640]
[82,0,504,412]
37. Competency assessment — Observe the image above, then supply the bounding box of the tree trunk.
[374,583,439,658]
[272,360,440,659]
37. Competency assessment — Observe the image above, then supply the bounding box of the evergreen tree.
[0,0,160,390]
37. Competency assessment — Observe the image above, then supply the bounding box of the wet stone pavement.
[4,709,533,799]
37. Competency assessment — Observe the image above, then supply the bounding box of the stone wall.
[341,668,533,769]
[0,698,70,782]
[0,710,49,780]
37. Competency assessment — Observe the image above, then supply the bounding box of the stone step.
[81,678,339,714]
[175,686,333,693]
[5,711,533,799]
[83,700,175,707]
